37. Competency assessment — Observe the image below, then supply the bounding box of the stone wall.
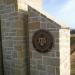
[0,0,70,75]
[28,6,61,75]
[59,29,70,75]
[0,0,28,75]
[0,1,17,75]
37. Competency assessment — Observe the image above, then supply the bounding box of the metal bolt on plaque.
[32,29,54,53]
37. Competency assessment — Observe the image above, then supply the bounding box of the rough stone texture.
[0,0,70,75]
[28,6,70,75]
[0,0,28,75]
[28,0,43,8]
[28,6,60,75]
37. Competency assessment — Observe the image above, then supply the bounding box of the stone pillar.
[59,29,70,75]
[0,0,28,75]
[0,0,70,75]
[28,6,70,75]
[28,0,43,8]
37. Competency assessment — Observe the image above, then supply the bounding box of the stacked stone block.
[28,6,61,75]
[0,0,70,75]
[0,0,28,75]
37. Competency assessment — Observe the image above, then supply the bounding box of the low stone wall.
[0,0,70,75]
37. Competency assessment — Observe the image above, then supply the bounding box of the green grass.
[71,37,75,45]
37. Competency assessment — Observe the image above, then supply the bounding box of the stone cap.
[28,0,42,8]
[26,0,70,29]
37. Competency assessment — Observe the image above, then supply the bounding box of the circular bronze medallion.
[32,29,54,53]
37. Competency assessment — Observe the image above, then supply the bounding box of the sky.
[43,0,75,29]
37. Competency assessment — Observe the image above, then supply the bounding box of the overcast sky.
[43,0,75,29]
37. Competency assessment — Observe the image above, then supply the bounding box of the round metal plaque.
[32,29,54,53]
